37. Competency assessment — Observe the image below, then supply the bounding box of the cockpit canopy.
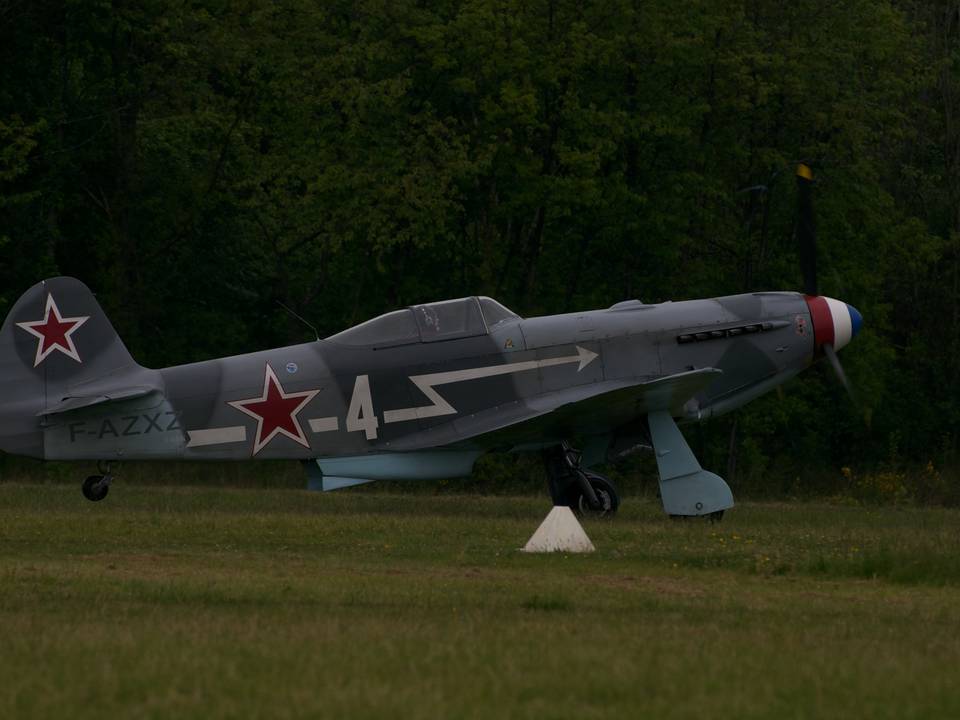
[328,296,519,347]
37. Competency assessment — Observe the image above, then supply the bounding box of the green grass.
[1,483,959,719]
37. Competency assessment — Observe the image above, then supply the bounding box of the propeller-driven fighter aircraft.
[0,166,861,517]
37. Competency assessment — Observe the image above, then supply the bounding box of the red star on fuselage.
[16,293,90,367]
[228,364,319,455]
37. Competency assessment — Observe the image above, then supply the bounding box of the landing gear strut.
[543,443,620,518]
[82,461,113,502]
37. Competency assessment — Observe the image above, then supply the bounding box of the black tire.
[82,475,109,502]
[567,472,620,518]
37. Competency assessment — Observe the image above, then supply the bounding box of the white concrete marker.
[522,506,595,553]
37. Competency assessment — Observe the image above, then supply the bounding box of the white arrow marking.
[187,426,247,448]
[383,346,598,424]
[308,417,340,433]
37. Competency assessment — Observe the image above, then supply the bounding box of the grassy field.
[1,483,959,719]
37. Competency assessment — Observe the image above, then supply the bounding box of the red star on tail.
[16,293,90,367]
[228,364,319,455]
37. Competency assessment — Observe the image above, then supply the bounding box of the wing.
[385,367,722,452]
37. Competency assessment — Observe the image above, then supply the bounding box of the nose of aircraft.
[804,296,863,352]
[847,303,863,340]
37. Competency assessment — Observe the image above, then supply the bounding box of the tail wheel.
[82,475,110,502]
[568,472,620,518]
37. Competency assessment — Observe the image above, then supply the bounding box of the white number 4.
[346,375,379,440]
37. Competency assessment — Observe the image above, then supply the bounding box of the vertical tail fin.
[0,277,143,457]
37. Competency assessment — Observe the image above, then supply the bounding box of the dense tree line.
[1,0,958,499]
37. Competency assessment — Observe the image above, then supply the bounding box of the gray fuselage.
[36,291,813,462]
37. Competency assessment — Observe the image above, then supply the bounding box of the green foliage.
[0,0,958,497]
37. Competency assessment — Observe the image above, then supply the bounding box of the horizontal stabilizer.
[38,386,159,416]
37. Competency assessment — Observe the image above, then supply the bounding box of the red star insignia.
[16,293,90,367]
[228,364,319,455]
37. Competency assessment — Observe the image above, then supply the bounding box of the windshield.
[478,296,519,328]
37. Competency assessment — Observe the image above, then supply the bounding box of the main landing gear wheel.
[542,443,621,518]
[82,475,110,502]
[568,472,620,519]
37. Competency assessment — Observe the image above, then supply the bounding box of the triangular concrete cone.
[522,506,595,553]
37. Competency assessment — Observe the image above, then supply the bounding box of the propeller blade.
[796,164,818,297]
[822,343,855,401]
